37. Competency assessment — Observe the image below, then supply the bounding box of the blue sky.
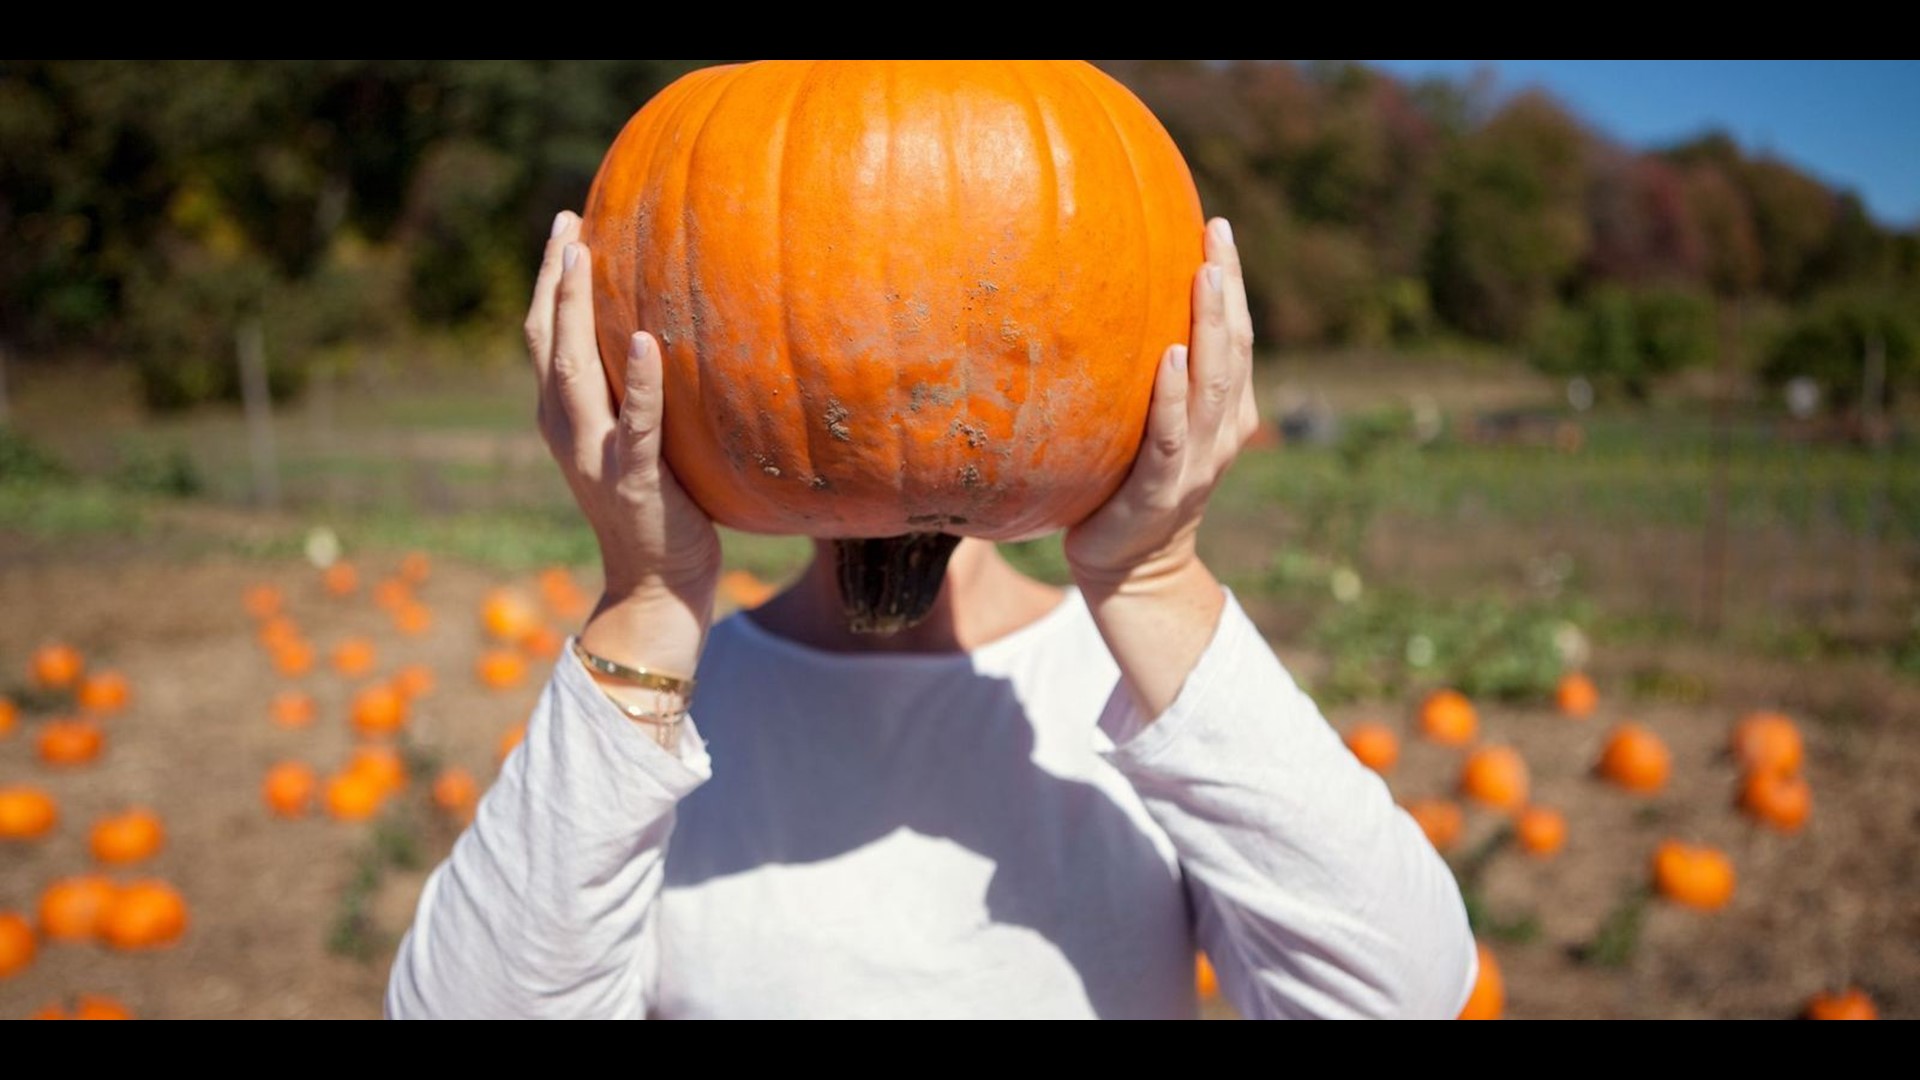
[1363,60,1920,226]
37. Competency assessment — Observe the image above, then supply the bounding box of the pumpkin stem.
[833,533,961,635]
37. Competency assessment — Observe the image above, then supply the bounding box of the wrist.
[579,583,714,682]
[1068,535,1202,599]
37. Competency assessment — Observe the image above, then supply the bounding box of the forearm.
[1098,594,1475,1020]
[385,647,710,1019]
[1079,552,1225,718]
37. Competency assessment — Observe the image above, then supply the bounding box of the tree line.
[2,60,1913,409]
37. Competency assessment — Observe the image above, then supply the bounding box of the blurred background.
[0,60,1913,1019]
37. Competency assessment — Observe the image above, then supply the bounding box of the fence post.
[237,317,280,507]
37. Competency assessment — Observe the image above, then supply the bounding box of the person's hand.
[1063,217,1257,596]
[527,211,721,676]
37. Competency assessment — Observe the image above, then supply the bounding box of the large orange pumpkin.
[584,60,1202,630]
[1417,689,1478,747]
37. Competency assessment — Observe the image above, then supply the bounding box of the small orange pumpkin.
[482,588,541,642]
[37,718,105,767]
[99,880,189,950]
[432,767,480,823]
[271,639,316,678]
[0,911,35,978]
[243,583,284,620]
[1456,942,1504,1020]
[519,624,564,661]
[538,566,592,621]
[262,761,319,818]
[398,551,432,585]
[477,649,528,691]
[268,690,316,729]
[497,721,528,764]
[1596,723,1671,794]
[719,569,777,610]
[322,561,359,597]
[392,664,437,701]
[1194,951,1219,1001]
[394,601,434,636]
[1804,988,1878,1020]
[76,670,131,716]
[71,994,135,1019]
[1406,798,1464,852]
[38,876,118,942]
[1514,805,1567,858]
[1554,671,1598,718]
[89,808,165,865]
[31,642,85,691]
[1731,711,1803,776]
[324,770,384,822]
[1738,769,1811,833]
[0,786,59,840]
[1459,745,1529,812]
[31,994,135,1020]
[0,697,17,738]
[372,577,413,612]
[350,685,408,738]
[1417,689,1478,747]
[1343,722,1400,774]
[258,615,302,650]
[331,637,378,679]
[348,745,408,797]
[1652,840,1735,911]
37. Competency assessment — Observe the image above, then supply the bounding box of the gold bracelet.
[570,639,696,695]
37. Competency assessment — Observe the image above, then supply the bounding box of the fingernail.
[551,211,571,238]
[1210,218,1233,245]
[630,332,649,358]
[563,243,580,271]
[1170,345,1188,372]
[1206,264,1223,292]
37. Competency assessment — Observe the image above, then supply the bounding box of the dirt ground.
[3,530,1915,1020]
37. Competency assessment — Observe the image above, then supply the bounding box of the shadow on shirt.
[658,659,1196,1018]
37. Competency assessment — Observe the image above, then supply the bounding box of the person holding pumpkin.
[384,211,1475,1020]
[387,63,1474,1020]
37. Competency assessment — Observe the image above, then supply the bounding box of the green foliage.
[4,60,1913,379]
[1532,285,1716,399]
[1760,290,1919,408]
[1307,585,1584,705]
[1578,887,1652,968]
[0,427,68,482]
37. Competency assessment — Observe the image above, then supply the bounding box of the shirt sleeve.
[384,639,712,1019]
[1095,591,1477,1020]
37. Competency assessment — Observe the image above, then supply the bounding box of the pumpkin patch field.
[2,349,1917,1019]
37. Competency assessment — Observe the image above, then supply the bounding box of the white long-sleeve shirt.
[386,589,1475,1019]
